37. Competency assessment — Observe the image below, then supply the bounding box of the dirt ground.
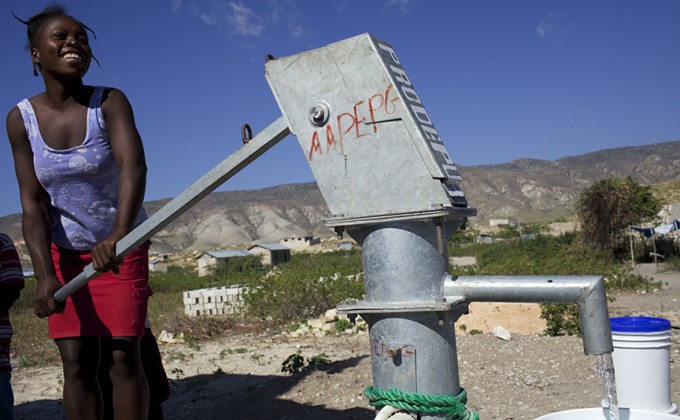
[11,263,680,419]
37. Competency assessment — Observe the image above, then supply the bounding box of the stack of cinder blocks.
[183,285,247,317]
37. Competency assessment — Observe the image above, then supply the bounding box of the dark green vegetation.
[281,351,331,375]
[145,249,364,346]
[242,249,364,322]
[450,227,661,335]
[451,230,643,285]
[11,232,662,368]
[577,177,662,259]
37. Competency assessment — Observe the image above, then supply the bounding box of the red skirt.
[48,242,152,339]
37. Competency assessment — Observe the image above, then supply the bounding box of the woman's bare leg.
[56,337,102,420]
[108,336,149,419]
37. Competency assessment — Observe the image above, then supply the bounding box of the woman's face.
[32,16,92,80]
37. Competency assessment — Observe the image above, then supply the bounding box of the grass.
[10,283,58,367]
[666,256,680,272]
[9,236,665,367]
[449,231,663,336]
[449,232,659,292]
[10,250,363,368]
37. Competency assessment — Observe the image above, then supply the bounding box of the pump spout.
[443,275,613,355]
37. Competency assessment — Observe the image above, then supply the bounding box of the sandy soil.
[11,263,680,419]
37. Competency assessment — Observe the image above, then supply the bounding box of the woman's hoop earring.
[33,63,38,77]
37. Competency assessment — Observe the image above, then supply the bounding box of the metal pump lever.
[54,117,291,303]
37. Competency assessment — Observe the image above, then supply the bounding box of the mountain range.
[1,140,678,255]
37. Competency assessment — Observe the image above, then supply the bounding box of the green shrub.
[281,352,305,374]
[206,255,264,285]
[449,227,478,246]
[243,250,364,323]
[448,233,659,336]
[149,265,215,293]
[307,353,331,369]
[540,303,581,336]
[281,352,331,375]
[333,318,352,333]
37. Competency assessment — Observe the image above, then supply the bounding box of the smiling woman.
[5,3,155,420]
[11,7,95,79]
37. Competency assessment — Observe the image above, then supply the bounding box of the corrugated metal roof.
[249,243,290,251]
[203,250,252,259]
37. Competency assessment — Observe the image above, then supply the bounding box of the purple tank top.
[17,86,147,250]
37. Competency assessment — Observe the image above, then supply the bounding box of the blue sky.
[1,0,679,217]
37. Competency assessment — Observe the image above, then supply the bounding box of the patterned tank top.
[17,86,147,250]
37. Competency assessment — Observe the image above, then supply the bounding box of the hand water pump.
[54,33,614,420]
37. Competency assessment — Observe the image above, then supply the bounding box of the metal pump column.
[346,221,469,413]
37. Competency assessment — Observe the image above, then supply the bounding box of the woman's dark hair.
[13,3,97,48]
[12,3,99,73]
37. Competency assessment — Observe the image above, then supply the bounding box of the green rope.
[364,386,479,420]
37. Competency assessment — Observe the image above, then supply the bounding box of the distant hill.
[460,140,680,223]
[141,183,332,254]
[2,140,679,257]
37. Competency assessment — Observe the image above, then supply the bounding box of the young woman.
[6,4,151,419]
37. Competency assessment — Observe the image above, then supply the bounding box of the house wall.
[149,261,168,273]
[271,250,291,265]
[197,255,218,277]
[248,247,271,265]
[249,247,291,265]
[280,237,321,249]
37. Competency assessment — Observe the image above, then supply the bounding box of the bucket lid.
[610,316,671,333]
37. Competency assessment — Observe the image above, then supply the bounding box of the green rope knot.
[364,386,479,420]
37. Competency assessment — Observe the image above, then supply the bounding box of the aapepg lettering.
[307,83,399,161]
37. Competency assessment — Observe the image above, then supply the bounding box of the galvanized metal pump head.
[265,33,475,228]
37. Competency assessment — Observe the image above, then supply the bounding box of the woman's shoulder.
[6,105,25,132]
[99,86,131,103]
[96,85,124,97]
[6,104,21,120]
[100,87,134,116]
[6,92,44,116]
[81,85,124,102]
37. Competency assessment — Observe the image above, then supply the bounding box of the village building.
[279,236,321,249]
[196,249,252,277]
[248,243,291,265]
[148,258,168,273]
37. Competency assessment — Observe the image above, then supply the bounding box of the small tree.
[576,177,661,259]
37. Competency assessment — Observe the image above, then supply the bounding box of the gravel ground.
[12,263,680,419]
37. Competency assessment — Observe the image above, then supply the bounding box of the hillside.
[461,140,680,222]
[2,140,679,256]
